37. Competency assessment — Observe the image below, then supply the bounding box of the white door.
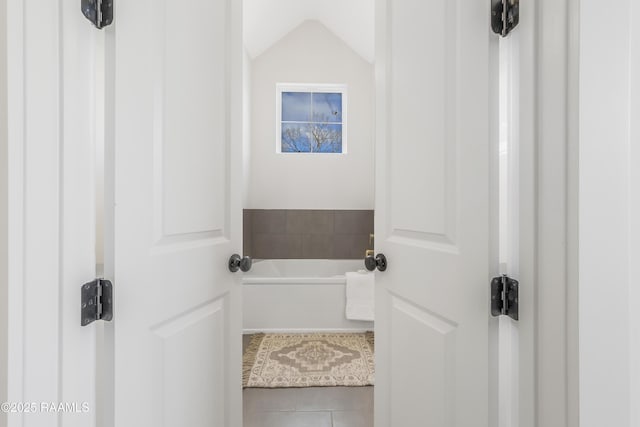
[374,0,495,426]
[107,0,243,425]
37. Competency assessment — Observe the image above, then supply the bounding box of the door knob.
[228,254,252,272]
[364,253,387,272]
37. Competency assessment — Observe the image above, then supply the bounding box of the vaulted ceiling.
[243,0,375,63]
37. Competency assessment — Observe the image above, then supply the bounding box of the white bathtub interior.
[242,259,374,333]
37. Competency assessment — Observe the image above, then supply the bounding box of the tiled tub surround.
[243,210,374,260]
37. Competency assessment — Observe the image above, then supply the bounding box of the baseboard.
[243,327,374,334]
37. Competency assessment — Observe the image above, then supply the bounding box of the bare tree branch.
[281,112,342,153]
[282,126,308,152]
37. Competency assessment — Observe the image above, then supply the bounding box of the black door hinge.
[491,0,519,37]
[81,279,113,326]
[491,275,519,321]
[82,0,113,29]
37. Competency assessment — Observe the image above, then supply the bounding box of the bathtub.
[242,259,374,333]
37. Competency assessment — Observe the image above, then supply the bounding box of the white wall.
[247,20,374,210]
[579,0,639,425]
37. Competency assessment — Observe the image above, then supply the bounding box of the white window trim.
[275,83,348,154]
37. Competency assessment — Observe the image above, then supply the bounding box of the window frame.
[275,83,348,154]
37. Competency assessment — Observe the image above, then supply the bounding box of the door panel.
[389,0,457,242]
[160,0,228,237]
[389,296,457,426]
[375,0,493,425]
[151,299,225,426]
[110,0,242,425]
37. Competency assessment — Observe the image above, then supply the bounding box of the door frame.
[538,0,580,424]
[1,1,579,427]
[499,0,580,424]
[3,1,101,427]
[513,0,580,425]
[0,0,8,421]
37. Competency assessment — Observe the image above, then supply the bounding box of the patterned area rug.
[243,332,375,388]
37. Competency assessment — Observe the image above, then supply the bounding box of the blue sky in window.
[281,123,342,153]
[282,92,311,121]
[281,123,311,152]
[312,93,342,122]
[281,91,343,153]
[313,123,342,153]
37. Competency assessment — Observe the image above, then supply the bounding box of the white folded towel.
[345,270,375,321]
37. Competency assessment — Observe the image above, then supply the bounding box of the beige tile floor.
[242,334,374,427]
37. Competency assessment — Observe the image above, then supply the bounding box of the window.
[276,84,347,154]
